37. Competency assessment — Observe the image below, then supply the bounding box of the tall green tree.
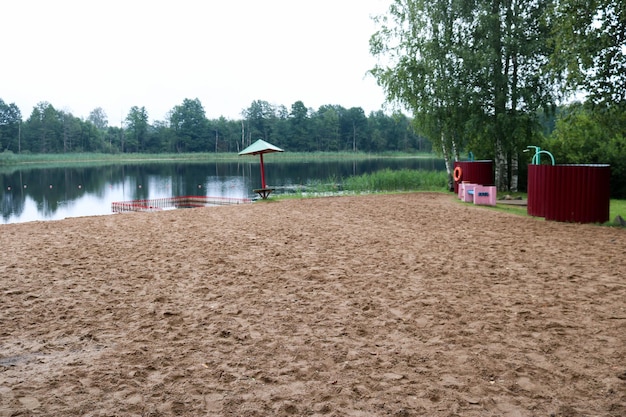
[242,100,277,146]
[88,107,108,130]
[209,116,241,152]
[470,0,554,190]
[289,101,312,150]
[370,0,556,190]
[370,0,475,186]
[0,99,22,152]
[125,106,149,153]
[368,111,391,152]
[342,107,368,152]
[77,117,106,152]
[169,98,208,152]
[60,111,78,152]
[23,102,63,153]
[104,126,124,153]
[313,105,342,151]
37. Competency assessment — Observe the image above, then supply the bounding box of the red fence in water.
[527,164,610,223]
[453,161,494,193]
[111,195,252,213]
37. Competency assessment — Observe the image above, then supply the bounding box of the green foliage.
[290,168,447,196]
[597,135,626,198]
[549,0,626,104]
[125,106,149,153]
[610,199,626,224]
[370,0,475,158]
[0,99,22,152]
[88,108,108,130]
[550,103,603,162]
[343,168,448,192]
[169,98,209,152]
[548,102,626,197]
[370,0,557,191]
[0,149,17,164]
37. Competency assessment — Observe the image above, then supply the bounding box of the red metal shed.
[527,164,610,223]
[453,161,494,194]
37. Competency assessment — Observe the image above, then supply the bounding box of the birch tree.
[370,0,556,190]
[370,0,474,188]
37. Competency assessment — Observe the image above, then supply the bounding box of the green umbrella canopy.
[239,139,284,191]
[238,139,284,156]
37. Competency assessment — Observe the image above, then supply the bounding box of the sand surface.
[1,193,625,416]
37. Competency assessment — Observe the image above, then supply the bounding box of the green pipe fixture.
[525,145,555,166]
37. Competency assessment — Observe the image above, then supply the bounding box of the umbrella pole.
[259,153,267,189]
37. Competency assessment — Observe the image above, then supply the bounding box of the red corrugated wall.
[453,161,494,194]
[527,165,549,217]
[527,164,611,223]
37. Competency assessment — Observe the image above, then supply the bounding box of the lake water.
[1,157,445,224]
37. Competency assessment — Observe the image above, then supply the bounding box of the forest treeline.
[0,98,430,155]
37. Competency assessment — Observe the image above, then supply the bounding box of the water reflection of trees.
[1,167,103,220]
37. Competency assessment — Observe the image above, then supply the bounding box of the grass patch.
[493,203,529,217]
[272,169,448,198]
[261,151,436,162]
[0,151,238,166]
[610,199,626,223]
[343,168,448,193]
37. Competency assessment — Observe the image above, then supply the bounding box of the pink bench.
[471,185,497,206]
[459,183,497,206]
[458,183,478,203]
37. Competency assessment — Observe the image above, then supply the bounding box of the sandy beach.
[1,193,625,416]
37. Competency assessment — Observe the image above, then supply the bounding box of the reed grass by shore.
[288,168,448,195]
[343,168,447,192]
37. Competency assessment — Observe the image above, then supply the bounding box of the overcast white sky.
[1,0,391,126]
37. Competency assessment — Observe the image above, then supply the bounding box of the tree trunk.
[495,137,508,190]
[491,0,508,191]
[240,120,245,152]
[441,133,454,191]
[510,152,519,192]
[63,115,68,153]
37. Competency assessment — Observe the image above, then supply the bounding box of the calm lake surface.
[1,157,445,224]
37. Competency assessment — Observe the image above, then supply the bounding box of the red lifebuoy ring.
[453,166,463,182]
